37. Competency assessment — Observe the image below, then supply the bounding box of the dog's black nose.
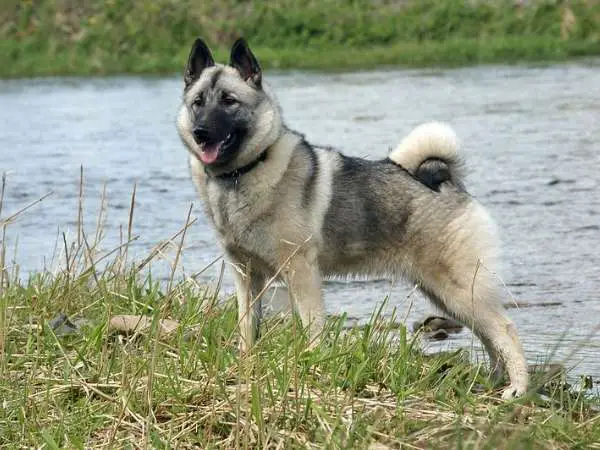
[192,127,210,144]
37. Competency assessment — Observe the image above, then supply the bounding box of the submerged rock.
[412,315,464,334]
[412,315,464,341]
[429,329,450,341]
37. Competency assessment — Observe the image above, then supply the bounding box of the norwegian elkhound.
[176,38,529,398]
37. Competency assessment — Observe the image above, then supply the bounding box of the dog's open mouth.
[198,132,236,164]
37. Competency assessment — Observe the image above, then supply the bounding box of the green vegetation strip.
[1,0,599,77]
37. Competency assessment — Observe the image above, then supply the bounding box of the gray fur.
[176,38,529,400]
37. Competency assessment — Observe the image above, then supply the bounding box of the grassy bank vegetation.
[1,176,599,448]
[1,0,600,77]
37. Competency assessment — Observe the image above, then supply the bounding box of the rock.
[428,329,449,341]
[49,313,80,336]
[108,315,179,337]
[412,315,464,334]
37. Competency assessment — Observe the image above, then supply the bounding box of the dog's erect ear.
[230,38,262,88]
[184,38,215,88]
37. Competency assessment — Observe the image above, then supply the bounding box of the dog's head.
[176,38,282,174]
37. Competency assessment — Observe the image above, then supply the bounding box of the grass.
[1,172,600,448]
[1,0,600,78]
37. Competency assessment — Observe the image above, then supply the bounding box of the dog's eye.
[192,93,205,110]
[221,92,238,106]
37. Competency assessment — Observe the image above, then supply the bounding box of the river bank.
[0,229,598,448]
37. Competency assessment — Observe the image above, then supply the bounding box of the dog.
[176,37,529,399]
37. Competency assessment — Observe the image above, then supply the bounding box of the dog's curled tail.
[388,122,466,192]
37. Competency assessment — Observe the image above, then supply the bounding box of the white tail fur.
[388,122,465,184]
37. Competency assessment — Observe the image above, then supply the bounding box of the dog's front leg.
[230,257,264,353]
[284,251,325,348]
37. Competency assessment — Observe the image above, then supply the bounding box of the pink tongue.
[200,142,222,164]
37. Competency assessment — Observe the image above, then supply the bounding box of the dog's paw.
[501,384,527,400]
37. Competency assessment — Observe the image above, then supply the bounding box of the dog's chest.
[205,182,271,253]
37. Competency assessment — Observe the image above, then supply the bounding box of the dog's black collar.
[209,150,268,180]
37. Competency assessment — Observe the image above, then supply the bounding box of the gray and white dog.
[176,38,529,399]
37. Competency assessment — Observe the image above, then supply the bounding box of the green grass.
[1,174,599,448]
[3,36,600,79]
[1,0,600,78]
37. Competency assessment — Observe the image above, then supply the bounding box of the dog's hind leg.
[479,334,505,383]
[410,199,529,398]
[421,268,529,399]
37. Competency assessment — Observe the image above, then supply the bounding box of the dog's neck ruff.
[209,150,268,180]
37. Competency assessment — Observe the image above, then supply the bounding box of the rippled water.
[1,61,599,376]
